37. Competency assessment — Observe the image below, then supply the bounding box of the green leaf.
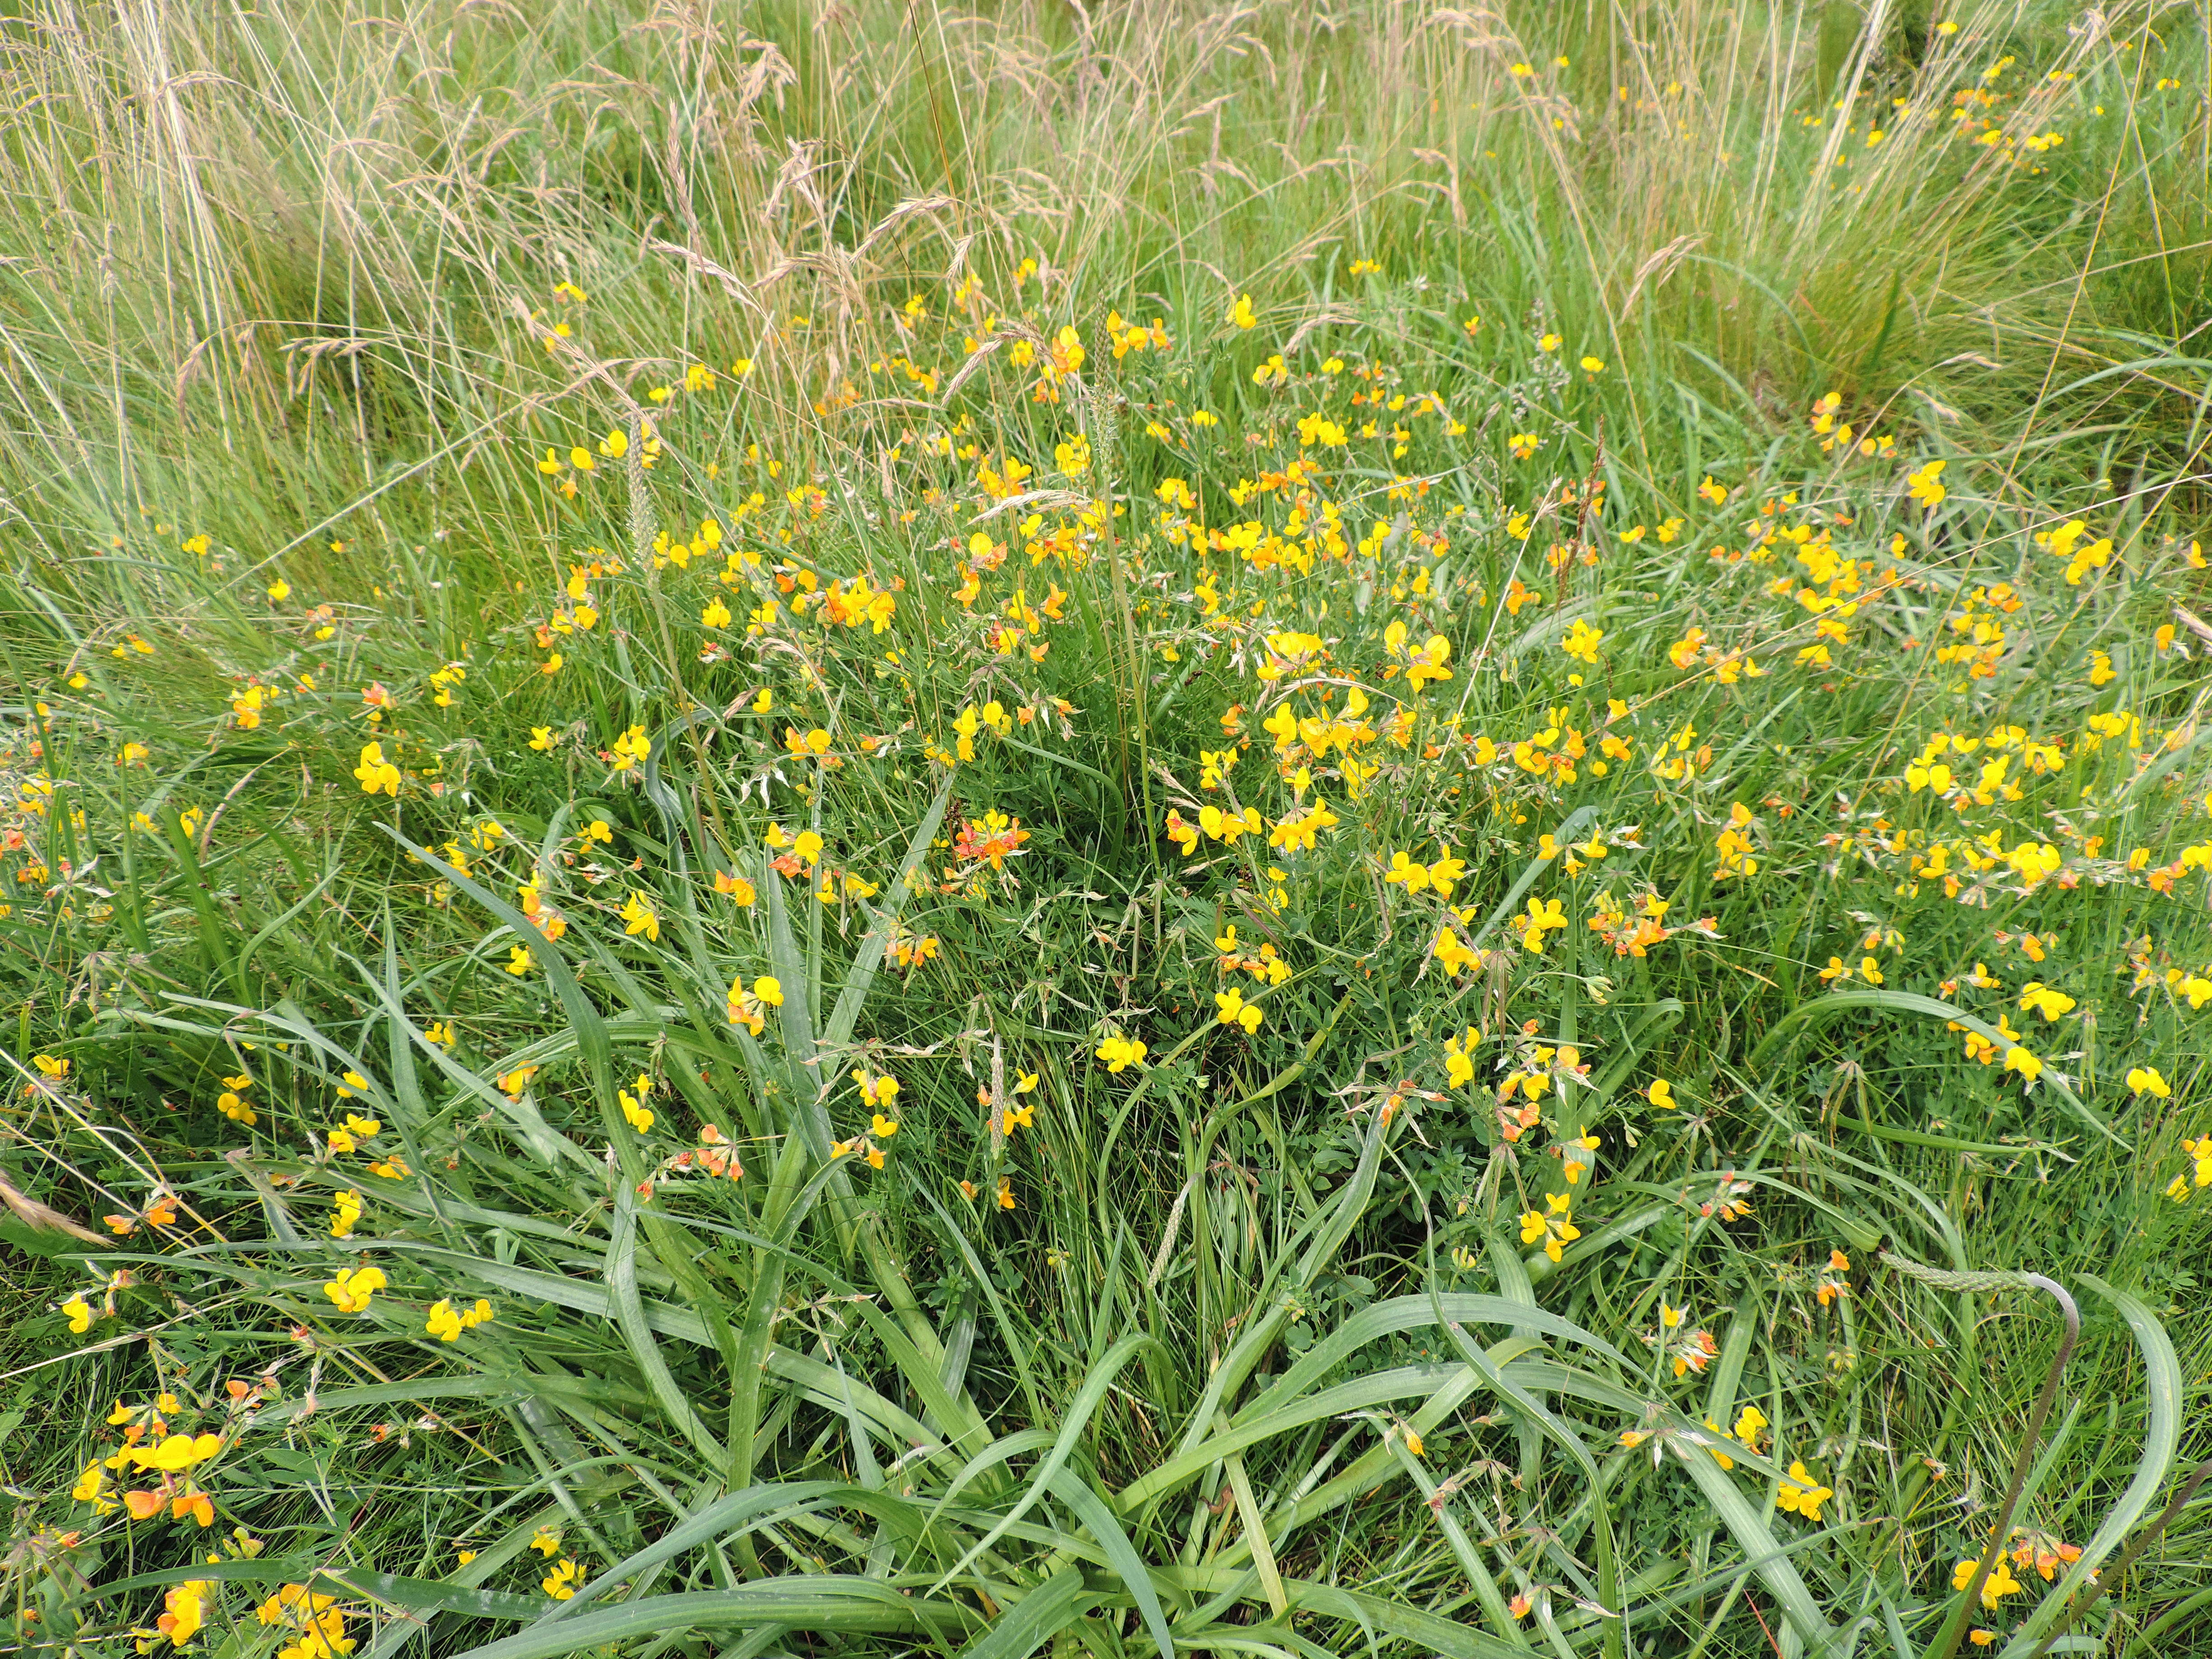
[1471,805,1598,950]
[1668,1437,1838,1652]
[374,826,624,1153]
[1045,1467,1176,1659]
[70,1560,542,1622]
[820,773,955,1054]
[955,1564,1092,1659]
[931,1332,1161,1593]
[1998,1276,2182,1657]
[605,1189,730,1471]
[437,1581,969,1659]
[1746,988,2121,1147]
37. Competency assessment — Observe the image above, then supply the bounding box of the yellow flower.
[543,1558,585,1599]
[353,741,402,797]
[157,1579,212,1646]
[1952,1556,2024,1609]
[620,892,660,942]
[1561,619,1605,664]
[257,1583,349,1655]
[1777,1461,1833,1522]
[1647,1078,1674,1110]
[1215,988,1263,1033]
[1579,355,1606,375]
[619,1078,654,1134]
[329,1190,363,1240]
[1516,895,1568,953]
[2127,1066,2170,1098]
[62,1292,93,1334]
[753,975,784,1007]
[506,945,534,976]
[1521,1195,1579,1262]
[1384,849,1433,893]
[1096,1034,1148,1073]
[1701,1418,1735,1469]
[323,1265,387,1313]
[426,1298,494,1343]
[1907,458,1947,509]
[129,1431,224,1472]
[1229,294,1257,329]
[71,1460,109,1505]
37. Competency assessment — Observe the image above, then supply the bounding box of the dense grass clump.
[2,1,2209,1655]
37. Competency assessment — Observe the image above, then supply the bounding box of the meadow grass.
[2,0,2210,1654]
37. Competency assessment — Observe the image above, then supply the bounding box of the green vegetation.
[2,0,2208,1654]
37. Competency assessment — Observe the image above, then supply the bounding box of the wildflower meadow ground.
[1,1,2209,1654]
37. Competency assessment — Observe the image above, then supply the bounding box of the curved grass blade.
[67,1559,543,1622]
[1125,1362,1494,1513]
[955,1563,1091,1659]
[1668,1437,1839,1654]
[1746,988,2119,1146]
[1247,1291,1630,1417]
[1045,1467,1176,1659]
[1999,1275,2183,1657]
[374,826,626,1157]
[606,1191,730,1473]
[439,1581,971,1659]
[929,1332,1161,1594]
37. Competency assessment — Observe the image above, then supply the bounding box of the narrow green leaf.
[605,1190,730,1472]
[1249,1291,1628,1417]
[69,1559,542,1622]
[1746,988,2120,1147]
[1125,1362,1484,1512]
[373,827,622,1148]
[1045,1467,1176,1659]
[820,773,955,1054]
[1471,805,1598,950]
[1669,1438,1837,1652]
[931,1332,1160,1593]
[954,1564,1090,1659]
[436,1582,968,1659]
[1998,1276,2182,1657]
